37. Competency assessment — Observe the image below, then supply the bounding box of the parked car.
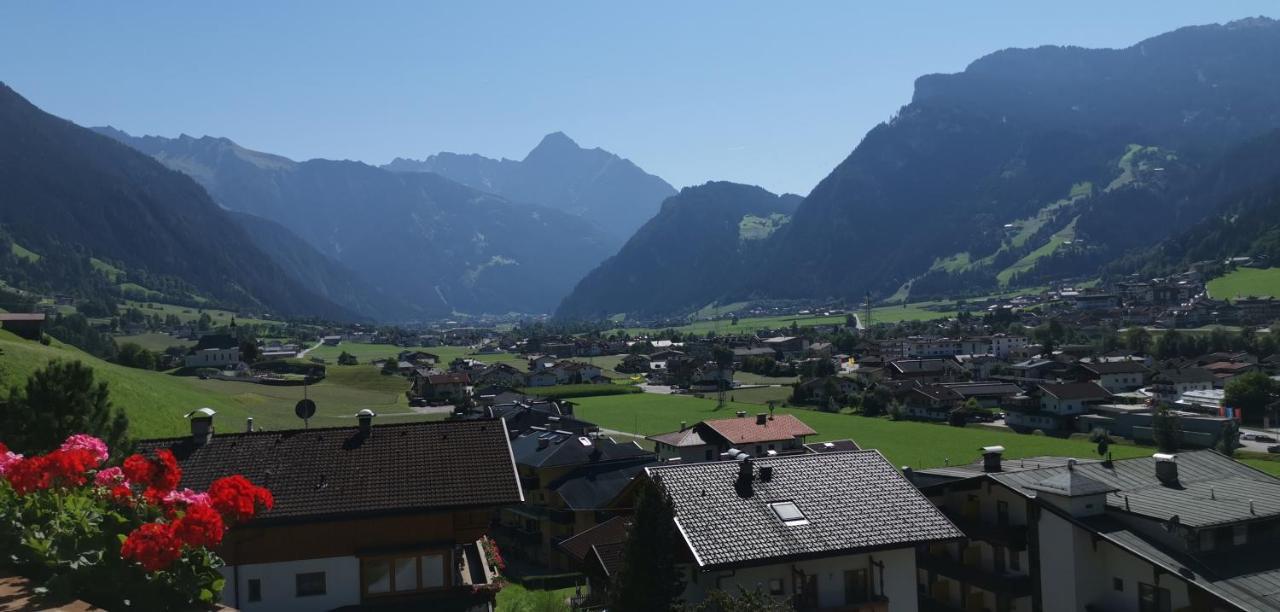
[1256,435,1278,443]
[1242,433,1258,441]
[1267,445,1280,454]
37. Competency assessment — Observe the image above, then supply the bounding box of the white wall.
[221,556,361,612]
[684,547,919,611]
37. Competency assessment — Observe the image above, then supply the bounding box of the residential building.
[990,334,1029,359]
[913,449,1280,611]
[648,451,964,610]
[0,312,45,340]
[1075,361,1150,393]
[887,359,963,384]
[411,372,473,404]
[648,413,817,462]
[185,334,241,368]
[135,411,521,612]
[1005,383,1110,432]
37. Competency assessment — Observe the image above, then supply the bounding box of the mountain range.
[384,132,676,241]
[558,17,1280,318]
[0,82,356,321]
[94,128,664,319]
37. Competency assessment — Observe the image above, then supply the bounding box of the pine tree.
[0,359,130,455]
[612,477,686,612]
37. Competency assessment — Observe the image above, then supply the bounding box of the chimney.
[981,445,1005,473]
[185,407,216,446]
[246,417,254,433]
[357,409,376,436]
[1154,453,1178,486]
[736,456,754,496]
[679,421,688,432]
[902,466,914,483]
[736,410,747,418]
[759,465,774,482]
[756,413,767,425]
[537,437,549,450]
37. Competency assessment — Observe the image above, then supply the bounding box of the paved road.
[1239,427,1280,453]
[296,338,326,359]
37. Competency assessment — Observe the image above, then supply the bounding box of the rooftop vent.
[1154,453,1178,486]
[756,413,767,425]
[759,465,774,481]
[981,445,1005,473]
[736,410,747,418]
[246,417,254,433]
[185,407,216,446]
[357,409,376,436]
[679,421,688,431]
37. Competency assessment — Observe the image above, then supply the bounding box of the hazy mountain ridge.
[97,127,616,317]
[0,82,355,320]
[384,131,677,240]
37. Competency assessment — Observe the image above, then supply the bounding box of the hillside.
[0,83,353,320]
[385,132,676,240]
[97,129,617,316]
[559,18,1280,317]
[557,182,801,318]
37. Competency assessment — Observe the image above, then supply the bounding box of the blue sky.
[1,2,1275,195]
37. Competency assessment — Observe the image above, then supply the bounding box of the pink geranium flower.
[59,434,109,464]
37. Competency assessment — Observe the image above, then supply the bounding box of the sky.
[1,2,1276,195]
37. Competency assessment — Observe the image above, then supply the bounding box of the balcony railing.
[945,512,1029,551]
[919,553,1033,598]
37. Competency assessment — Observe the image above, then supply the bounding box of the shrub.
[0,434,272,610]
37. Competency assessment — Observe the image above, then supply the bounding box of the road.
[1239,427,1280,453]
[296,338,326,359]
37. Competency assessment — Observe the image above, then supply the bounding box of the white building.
[648,450,964,610]
[184,334,242,368]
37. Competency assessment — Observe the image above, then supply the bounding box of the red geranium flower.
[150,450,182,492]
[172,502,224,548]
[121,522,183,572]
[5,455,51,494]
[208,475,273,524]
[122,454,153,484]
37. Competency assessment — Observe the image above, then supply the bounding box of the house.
[556,516,630,608]
[411,372,472,404]
[887,359,962,383]
[648,423,712,463]
[697,413,817,458]
[913,448,1280,611]
[990,334,1029,359]
[185,334,241,368]
[903,385,964,421]
[1004,383,1110,432]
[1202,361,1260,386]
[1078,405,1236,449]
[1074,360,1150,393]
[1151,367,1215,397]
[647,451,964,610]
[0,313,45,340]
[938,381,1022,408]
[795,375,859,405]
[762,335,810,359]
[525,370,560,387]
[500,432,653,568]
[528,355,558,371]
[134,411,521,612]
[320,335,342,346]
[615,353,651,374]
[471,363,525,389]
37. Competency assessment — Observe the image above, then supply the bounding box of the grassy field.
[115,332,194,352]
[734,371,798,385]
[496,584,574,611]
[1207,267,1280,300]
[308,343,528,368]
[126,301,275,327]
[620,303,954,336]
[0,330,431,440]
[726,385,793,405]
[572,393,1155,470]
[11,242,40,263]
[518,384,640,399]
[997,216,1078,286]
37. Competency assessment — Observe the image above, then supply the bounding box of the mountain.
[556,182,801,319]
[0,82,354,321]
[384,132,677,240]
[97,128,616,317]
[558,17,1280,317]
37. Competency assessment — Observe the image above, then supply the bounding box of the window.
[362,554,449,596]
[770,501,808,526]
[768,578,784,595]
[996,500,1010,526]
[1139,583,1171,612]
[295,572,326,597]
[704,449,714,461]
[1114,578,1124,592]
[844,568,869,604]
[248,578,262,602]
[1234,524,1249,546]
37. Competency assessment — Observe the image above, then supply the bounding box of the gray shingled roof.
[1026,469,1118,497]
[991,451,1280,528]
[648,451,963,569]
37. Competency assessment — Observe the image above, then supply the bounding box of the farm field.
[620,303,955,337]
[1207,267,1280,300]
[308,342,528,369]
[734,371,798,385]
[125,301,276,327]
[115,332,194,352]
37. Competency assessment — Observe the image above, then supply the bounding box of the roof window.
[770,501,808,526]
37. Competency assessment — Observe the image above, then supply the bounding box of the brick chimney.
[185,407,216,446]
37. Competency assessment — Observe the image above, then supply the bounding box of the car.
[1241,433,1258,441]
[1256,435,1278,443]
[1268,445,1280,454]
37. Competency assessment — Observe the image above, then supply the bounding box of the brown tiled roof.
[699,414,817,445]
[135,419,522,524]
[0,313,45,322]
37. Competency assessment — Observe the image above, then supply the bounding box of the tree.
[0,359,129,455]
[1151,403,1182,453]
[1218,419,1240,457]
[381,356,400,375]
[1224,371,1279,426]
[612,477,686,612]
[693,586,793,612]
[115,342,157,370]
[1124,327,1151,354]
[337,351,358,366]
[239,339,261,364]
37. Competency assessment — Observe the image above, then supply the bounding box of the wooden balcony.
[919,552,1033,598]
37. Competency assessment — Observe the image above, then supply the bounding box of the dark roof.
[1079,361,1150,375]
[648,451,963,569]
[1154,367,1216,384]
[553,458,655,511]
[698,414,817,445]
[192,334,238,351]
[591,542,626,577]
[990,450,1280,528]
[510,432,653,469]
[427,372,471,384]
[1026,468,1119,497]
[135,419,522,524]
[939,382,1023,397]
[804,439,861,453]
[1038,382,1110,401]
[647,428,708,448]
[558,516,631,563]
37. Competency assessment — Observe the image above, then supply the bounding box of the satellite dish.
[295,399,317,420]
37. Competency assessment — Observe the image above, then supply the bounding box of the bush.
[0,434,273,610]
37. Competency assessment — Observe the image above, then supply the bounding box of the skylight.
[770,501,808,526]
